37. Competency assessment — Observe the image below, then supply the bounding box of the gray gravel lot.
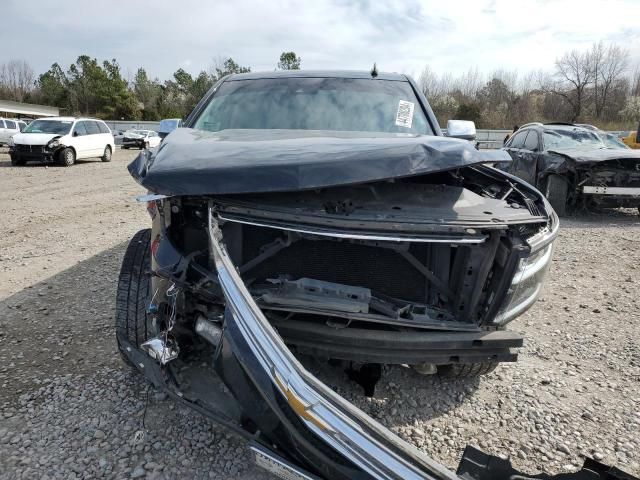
[0,147,639,479]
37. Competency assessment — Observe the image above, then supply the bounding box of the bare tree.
[455,67,483,99]
[631,66,640,97]
[0,59,35,102]
[550,49,595,121]
[595,44,629,119]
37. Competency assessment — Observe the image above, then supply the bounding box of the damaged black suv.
[115,71,574,480]
[502,123,640,216]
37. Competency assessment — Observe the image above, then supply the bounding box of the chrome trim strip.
[218,214,487,244]
[136,193,170,202]
[208,210,459,480]
[512,243,553,285]
[583,186,640,196]
[250,444,321,480]
[494,283,543,325]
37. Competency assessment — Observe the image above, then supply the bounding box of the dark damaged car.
[116,71,635,480]
[502,123,640,216]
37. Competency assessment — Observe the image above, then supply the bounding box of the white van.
[9,117,115,166]
[0,118,27,145]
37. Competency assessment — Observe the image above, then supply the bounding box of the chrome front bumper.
[208,209,459,480]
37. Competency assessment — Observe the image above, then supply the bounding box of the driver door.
[516,130,541,187]
[502,130,528,176]
[71,121,90,158]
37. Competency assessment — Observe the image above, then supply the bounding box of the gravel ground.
[1,147,638,479]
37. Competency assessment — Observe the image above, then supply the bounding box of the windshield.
[23,119,73,135]
[193,77,432,135]
[598,132,629,149]
[543,128,605,150]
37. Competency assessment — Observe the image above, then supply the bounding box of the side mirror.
[73,131,79,137]
[446,120,476,141]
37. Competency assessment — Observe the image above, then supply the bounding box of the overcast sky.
[5,0,640,82]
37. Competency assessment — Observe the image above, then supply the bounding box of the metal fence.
[104,120,161,132]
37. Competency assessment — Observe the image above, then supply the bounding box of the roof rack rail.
[543,122,576,126]
[518,122,543,129]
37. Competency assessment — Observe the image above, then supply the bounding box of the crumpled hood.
[548,147,640,163]
[128,128,511,195]
[12,133,60,146]
[124,132,144,139]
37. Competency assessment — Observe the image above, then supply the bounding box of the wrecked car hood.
[12,133,59,145]
[128,128,511,195]
[548,147,640,163]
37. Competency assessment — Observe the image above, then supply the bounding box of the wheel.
[101,145,112,162]
[438,362,498,378]
[10,156,25,166]
[543,174,568,216]
[59,147,75,167]
[115,229,152,367]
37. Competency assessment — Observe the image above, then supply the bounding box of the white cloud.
[3,0,640,82]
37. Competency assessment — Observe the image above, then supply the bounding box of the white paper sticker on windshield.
[395,100,414,128]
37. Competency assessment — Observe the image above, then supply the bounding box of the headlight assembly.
[493,213,558,326]
[47,139,60,149]
[8,137,15,147]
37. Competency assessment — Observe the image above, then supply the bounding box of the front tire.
[59,147,75,167]
[115,229,152,367]
[544,174,568,216]
[10,156,25,166]
[438,362,498,378]
[101,145,112,162]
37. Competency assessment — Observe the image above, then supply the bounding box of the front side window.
[193,77,432,135]
[508,131,528,148]
[523,131,539,151]
[73,122,88,136]
[24,119,73,135]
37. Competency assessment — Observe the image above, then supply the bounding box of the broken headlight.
[493,213,558,326]
[47,139,60,149]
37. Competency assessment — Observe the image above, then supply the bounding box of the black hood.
[128,128,511,196]
[548,147,640,163]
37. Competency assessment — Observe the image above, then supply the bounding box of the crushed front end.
[578,157,640,209]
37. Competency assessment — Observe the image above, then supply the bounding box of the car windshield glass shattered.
[193,77,432,134]
[23,120,73,135]
[598,132,629,149]
[543,128,605,150]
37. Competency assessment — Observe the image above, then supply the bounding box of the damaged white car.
[9,117,114,166]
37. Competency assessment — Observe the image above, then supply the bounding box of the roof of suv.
[225,70,408,82]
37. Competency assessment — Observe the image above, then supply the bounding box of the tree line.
[419,42,640,130]
[2,44,639,128]
[0,52,301,121]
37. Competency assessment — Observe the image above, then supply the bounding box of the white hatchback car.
[0,118,27,145]
[9,117,115,166]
